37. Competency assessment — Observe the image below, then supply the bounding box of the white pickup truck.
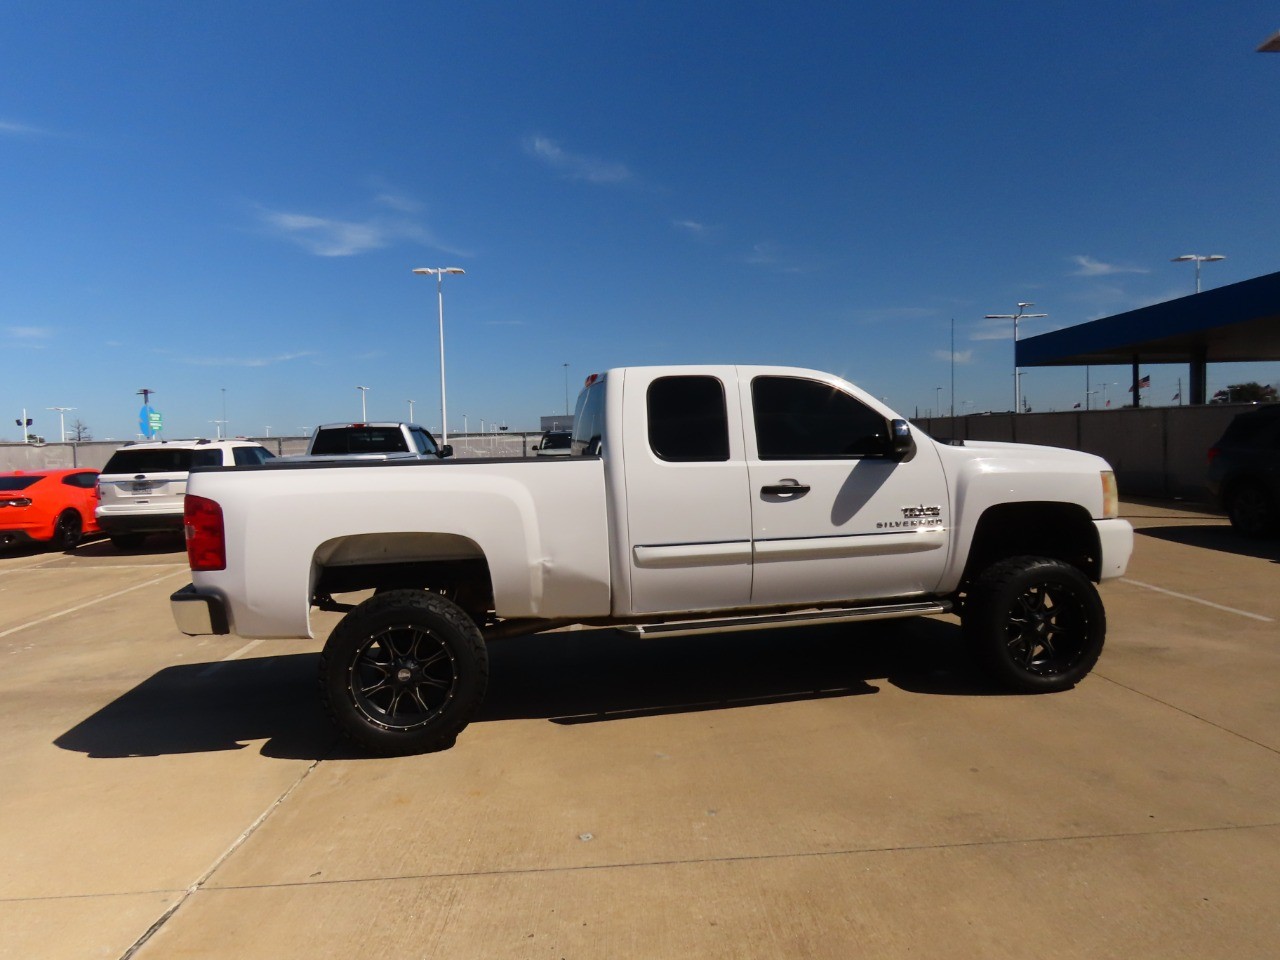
[172,365,1133,755]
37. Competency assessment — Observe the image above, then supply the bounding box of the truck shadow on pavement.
[54,618,1005,760]
[1136,524,1280,563]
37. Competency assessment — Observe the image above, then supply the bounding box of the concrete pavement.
[1,506,1277,959]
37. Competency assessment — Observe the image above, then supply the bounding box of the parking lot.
[1,500,1277,959]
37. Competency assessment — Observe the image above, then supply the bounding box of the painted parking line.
[0,569,190,639]
[1120,578,1274,623]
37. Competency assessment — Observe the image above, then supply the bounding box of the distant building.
[539,415,575,433]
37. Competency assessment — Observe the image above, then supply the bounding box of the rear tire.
[109,533,147,550]
[1225,483,1279,538]
[52,510,83,550]
[319,589,489,756]
[963,556,1106,693]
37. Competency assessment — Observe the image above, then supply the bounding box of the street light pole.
[1171,254,1225,294]
[413,266,466,444]
[407,399,415,423]
[357,386,370,421]
[47,407,74,442]
[984,302,1047,413]
[563,363,570,416]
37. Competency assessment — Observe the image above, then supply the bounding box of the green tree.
[1211,382,1278,403]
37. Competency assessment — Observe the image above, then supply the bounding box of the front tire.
[319,589,489,755]
[963,556,1106,693]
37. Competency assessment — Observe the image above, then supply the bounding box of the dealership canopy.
[1017,271,1280,404]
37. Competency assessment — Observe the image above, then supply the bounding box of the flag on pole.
[1073,402,1081,408]
[1128,374,1151,392]
[1172,391,1180,401]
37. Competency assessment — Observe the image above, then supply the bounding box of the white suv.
[96,439,273,550]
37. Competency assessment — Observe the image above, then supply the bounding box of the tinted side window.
[647,376,730,462]
[571,382,606,456]
[192,450,223,468]
[752,377,889,459]
[62,472,97,488]
[233,447,272,466]
[410,428,438,456]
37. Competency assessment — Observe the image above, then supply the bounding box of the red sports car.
[0,469,100,550]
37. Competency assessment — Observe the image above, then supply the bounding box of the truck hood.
[938,438,1113,471]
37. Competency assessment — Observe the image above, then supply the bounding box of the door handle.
[761,479,810,496]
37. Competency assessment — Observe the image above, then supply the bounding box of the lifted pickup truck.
[172,365,1132,755]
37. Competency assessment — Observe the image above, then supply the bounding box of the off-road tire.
[319,589,489,756]
[963,555,1106,693]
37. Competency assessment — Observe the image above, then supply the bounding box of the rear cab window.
[311,427,410,455]
[571,378,607,456]
[646,375,730,462]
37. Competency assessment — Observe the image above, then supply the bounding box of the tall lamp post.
[407,399,415,423]
[357,385,370,421]
[47,406,74,442]
[984,302,1047,413]
[1171,254,1225,294]
[413,266,466,443]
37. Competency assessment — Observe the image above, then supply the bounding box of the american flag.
[1128,374,1151,392]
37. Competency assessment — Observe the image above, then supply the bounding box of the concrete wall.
[920,404,1253,500]
[2,409,1258,501]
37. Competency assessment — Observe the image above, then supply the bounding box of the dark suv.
[1207,405,1280,537]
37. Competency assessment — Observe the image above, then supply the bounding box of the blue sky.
[3,1,1278,441]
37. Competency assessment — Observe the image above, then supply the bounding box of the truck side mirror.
[439,444,454,459]
[889,419,916,462]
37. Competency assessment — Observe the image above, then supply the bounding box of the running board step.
[618,600,952,640]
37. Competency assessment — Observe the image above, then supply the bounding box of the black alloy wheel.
[53,510,83,550]
[319,589,488,755]
[963,555,1106,693]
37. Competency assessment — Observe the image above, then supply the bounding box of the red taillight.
[185,495,226,571]
[1207,446,1220,466]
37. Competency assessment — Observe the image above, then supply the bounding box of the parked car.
[1207,404,1280,537]
[532,430,572,456]
[0,468,100,550]
[96,439,274,549]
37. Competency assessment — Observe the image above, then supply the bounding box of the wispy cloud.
[183,351,316,368]
[744,242,808,273]
[524,135,631,184]
[6,325,54,340]
[252,182,470,258]
[0,119,52,138]
[1069,255,1149,277]
[255,208,406,257]
[673,219,711,236]
[933,348,974,364]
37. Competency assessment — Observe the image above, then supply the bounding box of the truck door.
[622,369,754,614]
[742,372,950,606]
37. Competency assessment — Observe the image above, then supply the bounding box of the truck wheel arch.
[960,501,1102,586]
[311,532,496,621]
